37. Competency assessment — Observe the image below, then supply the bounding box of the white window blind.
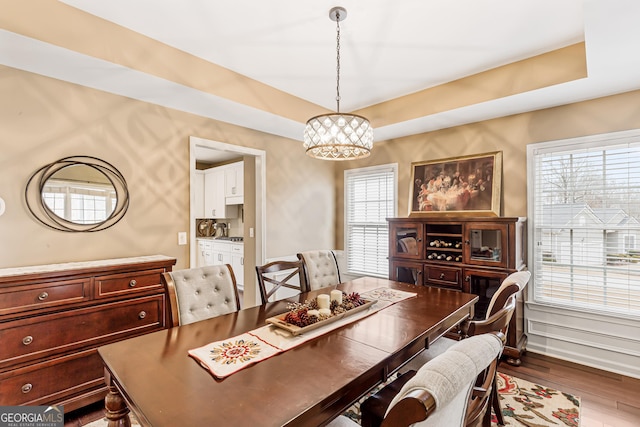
[345,164,397,277]
[529,131,640,317]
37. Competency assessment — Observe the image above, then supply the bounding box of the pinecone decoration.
[284,311,301,326]
[298,309,311,326]
[345,292,365,307]
[318,311,331,320]
[333,306,347,314]
[330,300,339,312]
[308,299,319,310]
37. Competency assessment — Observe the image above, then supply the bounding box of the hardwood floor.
[499,352,640,427]
[64,352,640,426]
[64,401,104,427]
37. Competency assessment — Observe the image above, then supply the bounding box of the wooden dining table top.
[97,276,478,427]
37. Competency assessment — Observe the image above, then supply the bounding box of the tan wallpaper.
[0,65,335,270]
[334,89,640,245]
[3,62,640,274]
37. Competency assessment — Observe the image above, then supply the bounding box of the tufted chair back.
[162,265,241,327]
[297,250,342,290]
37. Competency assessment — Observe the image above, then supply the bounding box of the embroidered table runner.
[188,287,416,379]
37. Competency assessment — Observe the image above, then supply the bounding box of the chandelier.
[303,7,373,160]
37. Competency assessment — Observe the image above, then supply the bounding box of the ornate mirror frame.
[25,156,129,232]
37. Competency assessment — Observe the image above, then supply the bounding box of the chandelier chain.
[335,9,341,113]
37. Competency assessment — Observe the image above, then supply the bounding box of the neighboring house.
[540,204,640,265]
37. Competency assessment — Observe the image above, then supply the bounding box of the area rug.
[494,372,580,427]
[343,372,581,427]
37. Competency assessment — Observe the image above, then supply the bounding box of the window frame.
[527,129,640,319]
[344,163,398,277]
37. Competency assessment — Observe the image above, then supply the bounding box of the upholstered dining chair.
[162,264,241,327]
[296,250,342,290]
[405,270,529,365]
[361,295,516,427]
[328,333,505,427]
[255,259,309,304]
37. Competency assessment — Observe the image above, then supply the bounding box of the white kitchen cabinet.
[194,170,205,218]
[197,239,214,267]
[200,241,243,289]
[225,161,244,204]
[203,167,237,219]
[211,242,232,266]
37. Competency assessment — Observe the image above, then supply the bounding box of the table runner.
[188,287,416,379]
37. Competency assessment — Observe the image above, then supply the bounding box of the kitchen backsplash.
[196,206,244,237]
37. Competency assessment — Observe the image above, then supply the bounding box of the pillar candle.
[307,309,320,318]
[317,294,330,309]
[330,290,343,305]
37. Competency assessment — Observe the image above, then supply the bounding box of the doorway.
[189,136,266,308]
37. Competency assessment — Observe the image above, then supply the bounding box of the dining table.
[97,276,478,427]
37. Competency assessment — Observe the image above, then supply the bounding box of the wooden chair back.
[255,259,308,304]
[465,294,517,339]
[485,270,530,318]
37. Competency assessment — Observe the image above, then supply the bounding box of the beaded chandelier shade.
[303,7,373,161]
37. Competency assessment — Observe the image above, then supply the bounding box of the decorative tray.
[266,298,376,336]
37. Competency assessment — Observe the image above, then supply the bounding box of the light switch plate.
[178,232,187,245]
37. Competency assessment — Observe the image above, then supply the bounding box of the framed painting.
[409,151,502,217]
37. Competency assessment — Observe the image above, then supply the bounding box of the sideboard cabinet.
[0,255,176,411]
[388,217,527,364]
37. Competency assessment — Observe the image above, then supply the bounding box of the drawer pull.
[38,291,49,301]
[138,311,147,319]
[22,336,33,345]
[439,273,445,279]
[129,279,137,287]
[21,383,33,394]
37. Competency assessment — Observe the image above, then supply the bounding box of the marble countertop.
[0,255,175,278]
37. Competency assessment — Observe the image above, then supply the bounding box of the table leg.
[104,371,131,427]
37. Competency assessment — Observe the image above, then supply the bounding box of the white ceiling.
[3,0,640,145]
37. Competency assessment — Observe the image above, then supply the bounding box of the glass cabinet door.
[390,260,423,285]
[464,222,508,268]
[390,222,424,259]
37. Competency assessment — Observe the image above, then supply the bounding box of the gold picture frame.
[409,151,502,217]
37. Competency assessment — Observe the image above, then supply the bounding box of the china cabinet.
[388,216,527,364]
[0,256,176,410]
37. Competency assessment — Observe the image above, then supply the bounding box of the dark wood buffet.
[0,255,176,411]
[387,216,527,364]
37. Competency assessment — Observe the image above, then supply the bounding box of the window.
[345,164,397,277]
[528,130,640,317]
[43,180,116,224]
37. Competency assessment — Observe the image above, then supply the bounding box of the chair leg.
[492,375,505,426]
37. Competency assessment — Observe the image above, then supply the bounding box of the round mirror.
[26,156,129,232]
[42,164,117,225]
